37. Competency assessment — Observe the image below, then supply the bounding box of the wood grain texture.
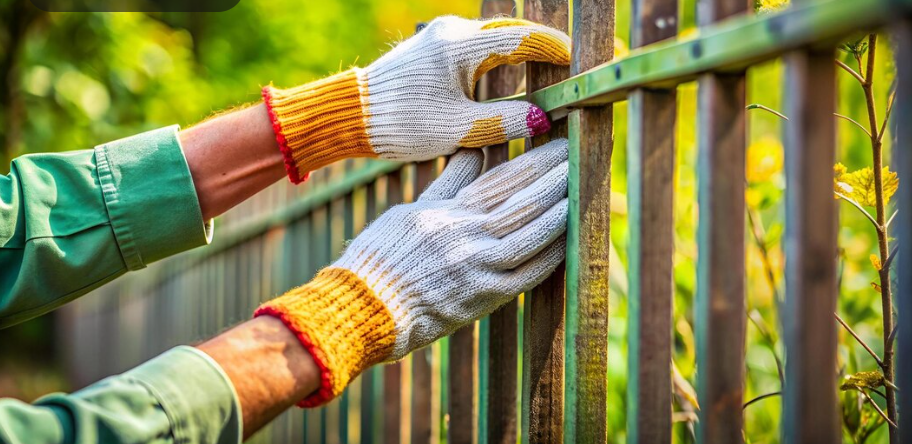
[626,0,677,442]
[695,74,747,444]
[476,3,521,444]
[695,1,749,443]
[521,1,568,443]
[626,89,676,444]
[411,160,438,444]
[782,48,839,444]
[895,20,912,444]
[383,170,405,444]
[564,0,614,442]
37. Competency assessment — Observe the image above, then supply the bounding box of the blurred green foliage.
[0,0,900,442]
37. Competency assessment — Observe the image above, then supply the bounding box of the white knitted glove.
[362,16,570,160]
[336,140,569,359]
[263,16,571,183]
[256,140,568,406]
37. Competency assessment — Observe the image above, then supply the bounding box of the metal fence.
[59,0,912,442]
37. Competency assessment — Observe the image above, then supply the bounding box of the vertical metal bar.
[337,189,355,444]
[694,1,750,443]
[475,3,522,443]
[626,0,677,441]
[384,169,405,444]
[361,182,379,444]
[896,19,912,444]
[412,160,437,444]
[521,2,568,443]
[781,39,839,444]
[564,0,614,442]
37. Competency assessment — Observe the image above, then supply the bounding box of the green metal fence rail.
[59,0,912,442]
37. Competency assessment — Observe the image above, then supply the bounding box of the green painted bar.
[477,316,490,441]
[529,0,912,113]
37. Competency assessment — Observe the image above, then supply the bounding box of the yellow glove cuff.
[254,267,395,407]
[262,69,377,184]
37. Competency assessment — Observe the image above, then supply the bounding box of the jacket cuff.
[94,125,213,270]
[126,346,242,444]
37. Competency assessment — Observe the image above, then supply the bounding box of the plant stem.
[836,59,866,85]
[745,209,786,388]
[742,391,781,410]
[834,113,873,138]
[860,389,898,429]
[834,311,884,369]
[835,192,881,231]
[859,33,898,443]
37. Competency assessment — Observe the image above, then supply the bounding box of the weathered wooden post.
[694,0,750,443]
[521,1,568,443]
[564,0,614,442]
[782,0,840,440]
[626,0,678,441]
[467,2,523,444]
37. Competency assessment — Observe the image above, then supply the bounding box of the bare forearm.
[181,104,286,220]
[196,316,320,438]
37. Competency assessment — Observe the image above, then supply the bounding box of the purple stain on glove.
[526,105,551,137]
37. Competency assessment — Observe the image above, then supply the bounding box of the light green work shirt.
[0,126,243,443]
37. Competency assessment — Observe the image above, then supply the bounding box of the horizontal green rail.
[527,0,912,113]
[178,160,402,269]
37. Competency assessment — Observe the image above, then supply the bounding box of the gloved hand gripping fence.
[255,140,570,407]
[262,16,570,183]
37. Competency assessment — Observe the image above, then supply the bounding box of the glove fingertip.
[527,105,551,137]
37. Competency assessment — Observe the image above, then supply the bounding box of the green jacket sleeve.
[0,346,243,444]
[0,126,212,328]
